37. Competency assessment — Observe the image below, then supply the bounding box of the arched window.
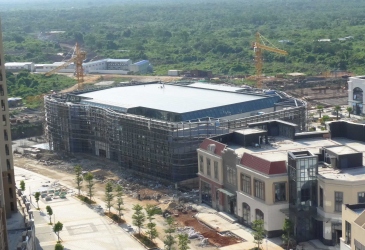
[255,209,264,221]
[353,87,363,101]
[242,203,251,225]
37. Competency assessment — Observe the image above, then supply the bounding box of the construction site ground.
[12,139,225,250]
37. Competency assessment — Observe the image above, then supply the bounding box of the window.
[345,221,351,245]
[207,158,211,176]
[335,192,343,212]
[242,203,251,225]
[254,179,265,200]
[358,192,365,203]
[319,187,323,207]
[255,209,264,221]
[241,174,251,195]
[5,144,9,155]
[1,100,5,111]
[274,182,286,202]
[199,155,204,173]
[227,166,237,186]
[214,161,218,180]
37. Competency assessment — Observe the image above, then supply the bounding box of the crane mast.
[252,32,288,89]
[45,43,86,90]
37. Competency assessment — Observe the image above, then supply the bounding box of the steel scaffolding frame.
[44,93,306,183]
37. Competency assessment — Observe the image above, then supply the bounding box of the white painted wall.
[348,76,365,114]
[237,192,287,232]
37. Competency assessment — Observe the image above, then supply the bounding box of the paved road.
[15,167,145,250]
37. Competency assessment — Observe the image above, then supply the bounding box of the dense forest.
[1,0,365,75]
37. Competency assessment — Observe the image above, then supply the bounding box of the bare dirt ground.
[174,211,242,247]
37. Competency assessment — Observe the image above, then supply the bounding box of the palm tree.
[334,105,341,120]
[317,105,324,118]
[346,107,353,118]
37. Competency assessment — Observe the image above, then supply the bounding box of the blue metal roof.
[133,60,149,66]
[78,83,280,122]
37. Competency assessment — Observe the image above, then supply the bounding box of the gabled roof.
[240,153,287,175]
[199,138,226,156]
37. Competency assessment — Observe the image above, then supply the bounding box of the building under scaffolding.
[45,82,306,183]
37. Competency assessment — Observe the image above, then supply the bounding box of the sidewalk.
[15,167,145,250]
[32,208,57,250]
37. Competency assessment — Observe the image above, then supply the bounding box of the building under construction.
[45,82,306,183]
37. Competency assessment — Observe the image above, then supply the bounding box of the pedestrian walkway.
[15,167,145,250]
[32,208,57,250]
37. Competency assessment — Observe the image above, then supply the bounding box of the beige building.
[198,120,365,245]
[341,204,365,250]
[237,152,288,237]
[0,18,17,250]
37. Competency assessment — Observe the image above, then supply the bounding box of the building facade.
[348,76,365,115]
[198,120,365,245]
[340,204,365,250]
[45,82,306,183]
[0,17,17,250]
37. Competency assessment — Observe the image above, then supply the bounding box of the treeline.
[6,71,76,108]
[2,0,365,75]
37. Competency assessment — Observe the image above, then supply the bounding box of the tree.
[164,216,176,250]
[145,204,160,241]
[53,221,63,242]
[317,105,324,118]
[54,243,64,250]
[132,204,146,235]
[321,115,331,125]
[35,192,40,209]
[282,219,295,250]
[74,165,83,196]
[105,181,114,214]
[178,233,190,250]
[46,206,53,225]
[334,105,341,120]
[20,180,25,192]
[252,219,265,250]
[114,184,124,219]
[347,106,353,118]
[84,172,94,201]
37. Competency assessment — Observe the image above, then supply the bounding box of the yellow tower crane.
[45,43,86,90]
[252,32,288,89]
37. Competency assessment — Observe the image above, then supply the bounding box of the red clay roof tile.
[240,153,287,175]
[199,138,226,156]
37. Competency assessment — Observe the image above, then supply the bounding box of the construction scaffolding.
[44,88,306,183]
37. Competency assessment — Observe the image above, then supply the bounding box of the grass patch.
[105,212,125,224]
[134,233,157,249]
[76,195,96,204]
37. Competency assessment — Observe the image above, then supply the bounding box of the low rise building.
[340,204,365,250]
[129,60,152,74]
[4,62,34,72]
[348,76,365,115]
[197,120,365,245]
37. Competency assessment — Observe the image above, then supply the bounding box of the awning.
[279,208,290,217]
[312,213,329,222]
[217,188,235,197]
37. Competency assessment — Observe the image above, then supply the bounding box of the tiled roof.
[199,139,226,156]
[240,153,287,175]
